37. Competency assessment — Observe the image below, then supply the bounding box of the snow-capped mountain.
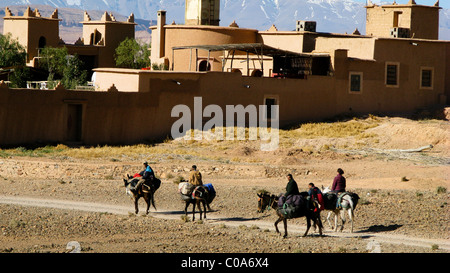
[221,0,366,33]
[1,0,449,39]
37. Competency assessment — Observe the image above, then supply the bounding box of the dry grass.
[0,117,381,160]
[286,118,379,139]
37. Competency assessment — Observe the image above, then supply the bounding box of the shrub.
[436,186,447,194]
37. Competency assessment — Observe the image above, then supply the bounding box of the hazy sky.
[352,0,448,9]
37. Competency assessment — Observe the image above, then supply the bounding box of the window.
[38,36,46,54]
[393,11,402,28]
[385,62,399,87]
[198,60,211,71]
[349,72,363,93]
[420,67,433,89]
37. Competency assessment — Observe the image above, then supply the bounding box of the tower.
[3,7,61,65]
[365,1,441,40]
[81,11,136,47]
[81,11,136,67]
[185,0,220,26]
[150,10,166,66]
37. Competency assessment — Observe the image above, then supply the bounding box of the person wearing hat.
[188,165,203,186]
[133,161,154,191]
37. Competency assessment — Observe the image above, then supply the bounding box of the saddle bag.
[180,193,192,201]
[323,192,337,210]
[152,178,161,191]
[203,183,216,204]
[178,182,194,195]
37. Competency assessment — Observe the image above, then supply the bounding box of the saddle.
[179,183,206,200]
[336,192,350,209]
[192,186,207,199]
[323,192,350,209]
[140,178,161,193]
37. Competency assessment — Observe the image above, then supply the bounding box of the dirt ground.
[0,115,449,253]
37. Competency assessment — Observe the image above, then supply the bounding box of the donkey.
[257,192,323,238]
[321,186,360,233]
[124,175,161,215]
[183,185,209,221]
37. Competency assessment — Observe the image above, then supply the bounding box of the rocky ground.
[0,115,449,253]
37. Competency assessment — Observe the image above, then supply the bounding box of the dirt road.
[0,116,448,253]
[1,195,448,252]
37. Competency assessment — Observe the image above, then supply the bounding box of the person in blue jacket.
[134,161,154,191]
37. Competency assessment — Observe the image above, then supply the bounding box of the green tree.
[0,33,27,68]
[39,46,88,89]
[39,46,68,80]
[115,37,151,69]
[62,55,88,89]
[0,33,31,88]
[9,67,32,88]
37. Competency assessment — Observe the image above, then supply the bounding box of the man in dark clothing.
[331,168,346,193]
[285,174,300,196]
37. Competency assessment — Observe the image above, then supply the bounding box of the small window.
[349,72,363,93]
[198,60,211,71]
[385,62,399,87]
[420,67,433,89]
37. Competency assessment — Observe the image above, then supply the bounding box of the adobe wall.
[315,36,447,112]
[3,19,29,54]
[374,38,446,109]
[3,18,60,63]
[258,32,307,53]
[94,69,338,127]
[1,59,446,146]
[82,22,135,68]
[315,36,376,60]
[161,25,259,71]
[365,5,440,40]
[0,83,162,145]
[446,43,450,104]
[0,70,338,146]
[410,6,440,40]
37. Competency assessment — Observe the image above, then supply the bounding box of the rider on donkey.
[133,161,155,191]
[331,168,346,193]
[331,168,346,208]
[189,165,203,186]
[307,183,325,211]
[284,174,300,197]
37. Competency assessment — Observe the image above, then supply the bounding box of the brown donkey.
[183,186,209,221]
[124,175,161,214]
[257,192,323,238]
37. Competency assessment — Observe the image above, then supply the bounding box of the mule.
[257,192,323,238]
[124,174,161,215]
[321,186,360,233]
[183,185,209,221]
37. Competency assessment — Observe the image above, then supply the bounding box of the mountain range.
[1,0,449,41]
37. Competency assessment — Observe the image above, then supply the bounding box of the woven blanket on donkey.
[277,194,305,219]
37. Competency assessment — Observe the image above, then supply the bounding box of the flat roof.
[172,43,329,57]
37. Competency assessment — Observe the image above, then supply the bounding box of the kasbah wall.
[0,0,449,146]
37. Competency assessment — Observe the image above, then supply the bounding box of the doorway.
[66,104,83,142]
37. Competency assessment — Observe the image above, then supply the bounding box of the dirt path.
[2,195,448,252]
